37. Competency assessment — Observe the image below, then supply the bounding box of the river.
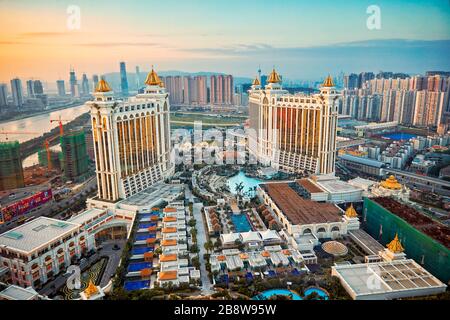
[0,104,89,167]
[0,104,89,143]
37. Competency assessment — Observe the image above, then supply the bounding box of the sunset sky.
[1,0,449,82]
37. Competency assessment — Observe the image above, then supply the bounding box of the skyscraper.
[26,80,34,97]
[92,74,99,92]
[120,61,129,96]
[10,78,23,107]
[195,76,207,105]
[33,80,44,94]
[183,76,194,104]
[69,68,77,97]
[56,80,66,96]
[81,73,90,96]
[135,66,141,89]
[86,67,173,201]
[0,84,8,107]
[248,69,338,175]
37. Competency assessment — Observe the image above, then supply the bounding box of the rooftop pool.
[382,132,417,140]
[230,213,253,232]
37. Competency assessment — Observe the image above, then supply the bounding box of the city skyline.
[1,0,450,82]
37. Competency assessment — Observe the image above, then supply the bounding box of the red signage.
[0,189,53,222]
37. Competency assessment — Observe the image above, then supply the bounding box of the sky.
[0,0,449,82]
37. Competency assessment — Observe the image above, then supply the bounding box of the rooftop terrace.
[261,183,342,225]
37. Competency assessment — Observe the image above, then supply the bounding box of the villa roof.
[146,238,156,245]
[261,251,271,258]
[240,231,262,243]
[161,239,177,246]
[162,227,177,233]
[159,254,178,262]
[163,207,177,213]
[163,216,177,222]
[158,271,177,281]
[140,268,152,277]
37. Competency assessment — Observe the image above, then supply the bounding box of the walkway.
[192,200,214,295]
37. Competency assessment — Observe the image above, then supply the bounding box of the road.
[0,177,97,234]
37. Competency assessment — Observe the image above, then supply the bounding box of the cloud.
[18,32,76,38]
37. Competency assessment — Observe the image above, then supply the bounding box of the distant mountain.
[102,70,252,91]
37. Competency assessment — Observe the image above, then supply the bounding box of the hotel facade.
[248,70,339,175]
[86,69,174,202]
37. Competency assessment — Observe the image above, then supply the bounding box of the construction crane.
[44,135,61,170]
[50,116,70,136]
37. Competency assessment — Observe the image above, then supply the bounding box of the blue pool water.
[304,287,329,300]
[124,280,150,291]
[230,214,253,232]
[382,132,417,140]
[135,234,156,241]
[127,262,152,272]
[132,247,154,255]
[228,171,264,196]
[138,223,156,229]
[253,289,302,301]
[253,288,329,300]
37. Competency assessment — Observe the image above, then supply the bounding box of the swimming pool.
[253,289,302,300]
[227,171,264,196]
[138,222,156,229]
[230,214,253,232]
[253,287,329,300]
[127,262,152,272]
[382,132,417,140]
[124,280,150,291]
[304,287,329,300]
[135,234,156,241]
[132,247,154,255]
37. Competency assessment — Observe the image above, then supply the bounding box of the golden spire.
[252,76,260,86]
[267,68,281,83]
[322,74,335,87]
[95,79,112,92]
[345,204,358,218]
[380,175,402,190]
[387,233,404,253]
[84,280,99,298]
[145,66,161,86]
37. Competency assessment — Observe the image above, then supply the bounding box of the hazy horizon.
[1,0,450,82]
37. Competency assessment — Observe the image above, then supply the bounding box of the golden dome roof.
[267,68,281,83]
[387,233,404,253]
[345,204,358,218]
[252,77,260,86]
[95,79,112,92]
[380,175,402,190]
[145,67,161,86]
[84,280,99,298]
[322,75,335,87]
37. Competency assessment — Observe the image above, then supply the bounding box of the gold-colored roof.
[95,79,112,92]
[322,75,335,87]
[252,77,260,86]
[84,280,99,298]
[387,233,404,253]
[267,68,281,83]
[145,67,162,86]
[345,204,358,218]
[380,175,402,190]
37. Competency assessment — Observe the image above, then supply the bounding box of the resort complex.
[0,67,449,303]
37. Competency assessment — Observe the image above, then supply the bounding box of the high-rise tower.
[69,68,77,97]
[87,68,173,202]
[10,78,23,107]
[120,61,129,96]
[248,69,338,175]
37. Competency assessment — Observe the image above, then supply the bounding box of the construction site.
[363,197,450,283]
[0,141,25,191]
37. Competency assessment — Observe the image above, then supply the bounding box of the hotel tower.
[248,69,338,175]
[87,68,173,202]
